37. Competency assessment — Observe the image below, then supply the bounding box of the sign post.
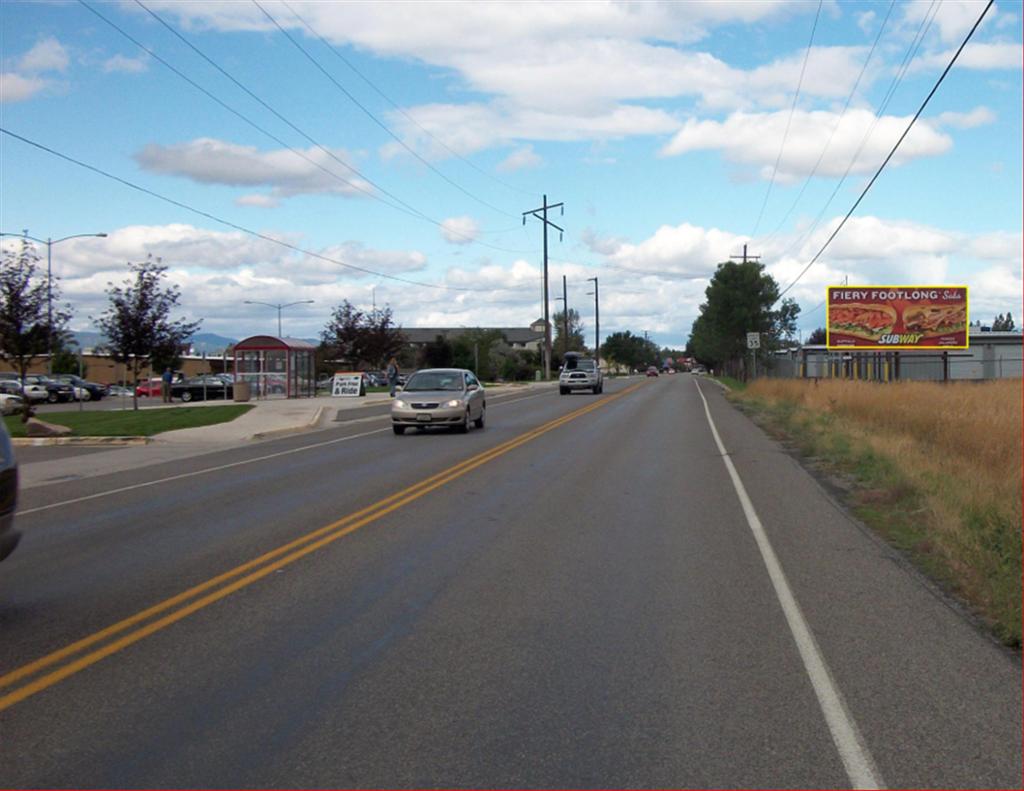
[747,332,761,380]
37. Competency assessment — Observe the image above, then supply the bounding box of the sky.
[1,0,1021,350]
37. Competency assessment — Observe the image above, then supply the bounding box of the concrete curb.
[12,435,152,447]
[250,405,329,441]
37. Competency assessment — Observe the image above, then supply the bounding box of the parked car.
[646,366,659,377]
[106,384,134,397]
[0,380,23,397]
[135,378,164,397]
[0,393,24,416]
[0,374,45,402]
[0,421,19,564]
[23,375,75,403]
[53,374,106,401]
[172,375,234,402]
[391,368,485,435]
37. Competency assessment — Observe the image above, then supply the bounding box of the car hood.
[397,389,467,402]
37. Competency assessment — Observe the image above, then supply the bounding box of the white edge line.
[694,378,885,790]
[16,390,551,517]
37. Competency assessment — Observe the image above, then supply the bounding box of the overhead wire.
[124,0,535,254]
[749,0,823,238]
[0,127,539,295]
[255,0,525,218]
[774,0,994,303]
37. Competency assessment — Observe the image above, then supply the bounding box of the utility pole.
[730,244,761,265]
[587,277,599,367]
[523,194,564,380]
[561,275,569,357]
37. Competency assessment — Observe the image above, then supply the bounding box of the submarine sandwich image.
[902,303,966,335]
[828,303,898,341]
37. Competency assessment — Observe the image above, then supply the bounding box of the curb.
[251,405,328,441]
[12,436,152,447]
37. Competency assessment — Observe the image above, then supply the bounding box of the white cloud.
[440,216,480,245]
[234,193,280,208]
[0,72,48,103]
[498,145,542,172]
[911,42,1023,72]
[660,108,954,182]
[18,37,69,73]
[935,106,997,128]
[857,11,877,35]
[134,138,372,199]
[606,222,743,278]
[103,54,149,74]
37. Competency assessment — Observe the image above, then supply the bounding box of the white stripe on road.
[694,379,884,790]
[16,390,551,517]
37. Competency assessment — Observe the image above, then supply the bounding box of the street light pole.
[243,299,314,338]
[0,230,108,375]
[587,276,599,368]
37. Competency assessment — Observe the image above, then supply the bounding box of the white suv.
[559,353,603,395]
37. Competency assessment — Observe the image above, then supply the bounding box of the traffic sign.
[747,332,761,349]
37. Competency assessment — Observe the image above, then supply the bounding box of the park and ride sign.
[827,286,969,350]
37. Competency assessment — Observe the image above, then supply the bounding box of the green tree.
[993,313,1016,331]
[552,308,586,358]
[50,337,88,377]
[420,334,454,368]
[321,300,407,369]
[0,238,72,420]
[452,328,505,381]
[601,330,658,371]
[94,256,201,410]
[806,327,827,345]
[687,260,799,377]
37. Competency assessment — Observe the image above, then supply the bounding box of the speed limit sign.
[747,332,761,349]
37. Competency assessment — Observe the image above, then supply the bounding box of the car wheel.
[393,424,405,435]
[81,390,91,402]
[457,408,470,434]
[474,405,485,429]
[559,386,568,395]
[46,391,58,404]
[180,391,192,403]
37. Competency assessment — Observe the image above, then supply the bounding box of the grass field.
[5,404,254,438]
[732,378,1022,646]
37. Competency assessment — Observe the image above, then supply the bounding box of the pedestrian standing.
[161,367,173,403]
[386,357,400,398]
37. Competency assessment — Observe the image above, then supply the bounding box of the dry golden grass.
[737,378,1022,644]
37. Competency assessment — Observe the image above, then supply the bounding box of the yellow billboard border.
[825,285,970,351]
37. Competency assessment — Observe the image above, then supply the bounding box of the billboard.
[827,286,969,350]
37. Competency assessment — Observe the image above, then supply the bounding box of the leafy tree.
[420,334,454,368]
[687,260,799,377]
[993,313,1016,331]
[0,238,71,420]
[552,308,586,357]
[94,256,201,410]
[51,337,88,377]
[806,327,827,345]
[452,328,505,381]
[321,300,406,369]
[601,330,659,371]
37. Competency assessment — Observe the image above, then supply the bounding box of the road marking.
[16,390,552,517]
[0,383,641,711]
[694,379,884,790]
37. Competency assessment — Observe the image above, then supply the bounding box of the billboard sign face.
[827,286,969,350]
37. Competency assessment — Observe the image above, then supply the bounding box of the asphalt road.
[0,376,1019,788]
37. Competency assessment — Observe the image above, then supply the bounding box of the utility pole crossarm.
[522,194,564,381]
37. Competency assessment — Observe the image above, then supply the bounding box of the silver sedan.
[391,368,485,435]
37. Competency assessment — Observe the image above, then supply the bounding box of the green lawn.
[5,404,254,437]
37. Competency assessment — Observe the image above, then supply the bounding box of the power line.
[276,0,540,202]
[0,127,537,295]
[749,0,823,238]
[775,0,995,303]
[124,0,534,255]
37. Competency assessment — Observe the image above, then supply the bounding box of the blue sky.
[1,0,1021,349]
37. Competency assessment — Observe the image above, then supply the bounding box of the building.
[402,320,548,353]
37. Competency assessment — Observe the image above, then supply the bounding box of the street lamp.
[586,276,599,368]
[0,230,108,374]
[243,299,314,337]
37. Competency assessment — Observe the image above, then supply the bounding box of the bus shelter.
[233,336,316,399]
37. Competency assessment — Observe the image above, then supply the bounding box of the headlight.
[444,399,462,408]
[394,399,407,408]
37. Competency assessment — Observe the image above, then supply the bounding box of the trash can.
[233,381,251,402]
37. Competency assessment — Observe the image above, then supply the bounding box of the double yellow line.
[0,382,642,711]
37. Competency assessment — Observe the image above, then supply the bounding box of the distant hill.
[72,331,239,356]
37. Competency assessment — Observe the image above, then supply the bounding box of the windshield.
[564,357,595,371]
[403,372,464,392]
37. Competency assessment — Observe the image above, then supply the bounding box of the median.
[4,404,254,440]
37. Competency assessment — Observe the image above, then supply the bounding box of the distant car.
[0,380,23,397]
[53,374,106,401]
[559,352,603,395]
[135,378,164,397]
[172,375,234,402]
[106,384,134,397]
[646,366,659,377]
[23,375,75,403]
[0,421,19,564]
[391,368,485,435]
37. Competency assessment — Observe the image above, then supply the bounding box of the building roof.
[234,335,317,351]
